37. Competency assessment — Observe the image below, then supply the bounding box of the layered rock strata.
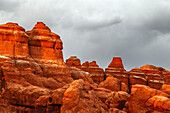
[81,61,105,84]
[105,57,128,86]
[66,56,81,68]
[0,22,73,112]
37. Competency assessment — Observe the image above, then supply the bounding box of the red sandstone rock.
[61,79,106,113]
[105,57,128,86]
[0,22,30,60]
[99,76,128,92]
[108,108,127,113]
[66,56,81,68]
[145,96,170,112]
[108,57,124,68]
[26,22,73,85]
[67,66,98,90]
[126,84,169,113]
[81,61,105,84]
[0,22,73,112]
[129,68,147,86]
[140,65,166,89]
[161,84,170,96]
[91,88,112,104]
[105,91,130,110]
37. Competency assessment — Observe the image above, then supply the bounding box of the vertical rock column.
[27,22,73,84]
[0,22,29,60]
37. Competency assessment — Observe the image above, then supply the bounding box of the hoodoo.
[105,57,128,85]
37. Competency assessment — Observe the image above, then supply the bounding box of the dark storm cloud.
[144,9,170,33]
[0,0,170,70]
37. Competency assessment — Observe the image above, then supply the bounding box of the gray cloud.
[0,0,24,12]
[0,0,170,71]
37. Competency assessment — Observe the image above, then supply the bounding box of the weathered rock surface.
[99,76,128,93]
[81,61,105,84]
[140,65,168,89]
[0,22,73,112]
[161,84,170,96]
[67,66,98,90]
[105,91,130,110]
[0,22,30,60]
[61,79,106,113]
[27,22,73,85]
[66,56,81,68]
[129,67,147,86]
[105,57,128,86]
[126,84,169,113]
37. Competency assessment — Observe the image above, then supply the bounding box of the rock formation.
[105,57,128,86]
[66,56,81,68]
[140,65,167,89]
[0,22,169,113]
[81,61,105,84]
[0,22,73,112]
[66,56,105,84]
[126,84,170,113]
[98,75,128,93]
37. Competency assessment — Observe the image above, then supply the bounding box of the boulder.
[105,91,130,110]
[127,84,169,113]
[61,79,106,113]
[161,84,170,96]
[99,76,128,92]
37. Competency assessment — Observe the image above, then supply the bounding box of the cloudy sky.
[0,0,170,70]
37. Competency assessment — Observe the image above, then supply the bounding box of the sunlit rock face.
[81,61,105,84]
[126,84,170,113]
[98,75,129,93]
[139,65,168,89]
[0,22,30,60]
[26,22,73,84]
[129,67,147,87]
[0,22,73,112]
[105,57,128,86]
[65,56,105,84]
[27,22,63,61]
